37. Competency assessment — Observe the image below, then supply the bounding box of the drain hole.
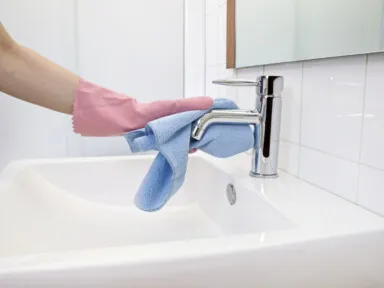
[226,183,236,205]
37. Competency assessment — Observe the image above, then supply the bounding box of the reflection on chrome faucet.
[192,76,284,178]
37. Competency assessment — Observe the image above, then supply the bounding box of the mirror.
[232,0,384,68]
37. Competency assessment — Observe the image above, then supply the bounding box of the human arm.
[0,23,213,136]
[0,23,79,114]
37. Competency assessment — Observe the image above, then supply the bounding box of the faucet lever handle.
[212,79,260,87]
[213,76,284,97]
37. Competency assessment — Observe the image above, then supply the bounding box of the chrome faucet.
[192,76,284,178]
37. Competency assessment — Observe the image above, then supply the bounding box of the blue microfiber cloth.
[124,98,254,211]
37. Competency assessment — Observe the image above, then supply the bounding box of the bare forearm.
[0,24,80,114]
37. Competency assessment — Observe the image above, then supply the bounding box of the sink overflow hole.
[226,183,236,205]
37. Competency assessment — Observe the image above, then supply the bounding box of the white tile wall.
[217,64,236,102]
[205,0,235,101]
[206,66,220,99]
[185,0,206,99]
[358,166,384,217]
[77,0,184,101]
[279,141,300,177]
[74,0,185,156]
[206,0,219,15]
[301,56,366,162]
[361,53,384,170]
[206,4,219,67]
[299,147,359,203]
[217,3,227,65]
[205,1,384,217]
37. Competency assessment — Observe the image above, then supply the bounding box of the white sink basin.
[0,153,384,287]
[0,155,292,257]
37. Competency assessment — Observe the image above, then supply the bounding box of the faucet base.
[249,171,279,179]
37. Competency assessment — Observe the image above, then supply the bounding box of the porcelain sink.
[0,153,384,287]
[0,155,292,257]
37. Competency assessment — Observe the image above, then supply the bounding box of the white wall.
[205,0,237,103]
[0,0,185,167]
[72,0,185,157]
[205,0,384,217]
[184,0,206,99]
[0,0,76,169]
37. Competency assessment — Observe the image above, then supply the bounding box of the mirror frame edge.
[226,0,236,69]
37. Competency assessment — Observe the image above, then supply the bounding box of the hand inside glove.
[72,79,213,137]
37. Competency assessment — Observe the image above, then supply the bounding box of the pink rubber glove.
[72,79,213,136]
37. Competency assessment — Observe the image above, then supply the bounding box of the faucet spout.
[192,75,284,178]
[192,109,261,141]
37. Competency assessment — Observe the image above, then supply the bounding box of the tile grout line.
[203,0,207,96]
[69,0,83,157]
[297,61,305,178]
[294,172,384,219]
[299,144,358,165]
[298,141,384,173]
[183,0,186,99]
[356,54,369,203]
[280,165,362,209]
[357,54,369,163]
[298,176,364,208]
[359,162,384,173]
[280,139,300,146]
[73,0,80,82]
